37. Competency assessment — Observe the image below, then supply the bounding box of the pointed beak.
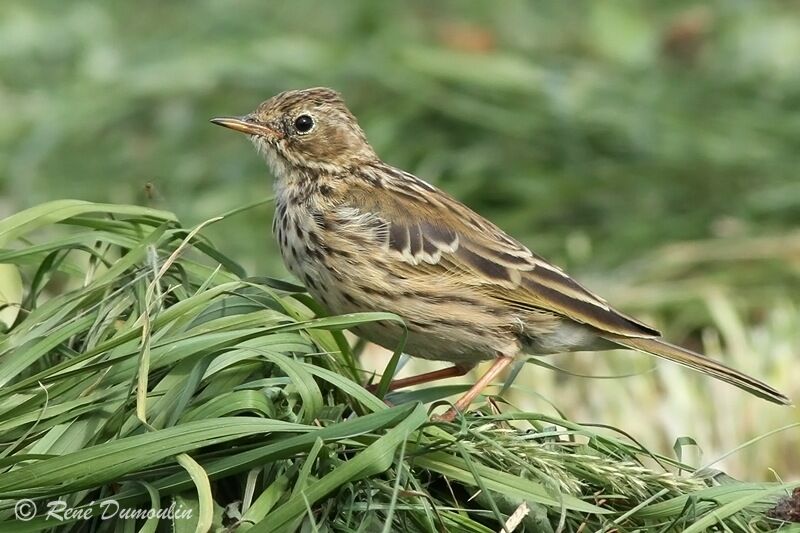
[209,116,283,138]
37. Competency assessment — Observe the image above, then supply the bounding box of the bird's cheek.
[287,137,321,159]
[313,136,353,163]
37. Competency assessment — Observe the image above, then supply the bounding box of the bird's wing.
[338,168,660,339]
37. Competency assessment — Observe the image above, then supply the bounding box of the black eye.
[294,114,314,133]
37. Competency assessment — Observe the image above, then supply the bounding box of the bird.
[211,87,790,421]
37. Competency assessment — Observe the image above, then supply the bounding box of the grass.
[3,1,800,483]
[0,201,797,531]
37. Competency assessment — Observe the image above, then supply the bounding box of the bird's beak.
[209,116,283,139]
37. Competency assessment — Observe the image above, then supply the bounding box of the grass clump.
[0,201,796,532]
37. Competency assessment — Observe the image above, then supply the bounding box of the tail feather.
[607,336,791,406]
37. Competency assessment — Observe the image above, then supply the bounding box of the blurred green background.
[1,0,799,478]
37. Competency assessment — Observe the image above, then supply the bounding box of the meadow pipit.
[211,87,790,421]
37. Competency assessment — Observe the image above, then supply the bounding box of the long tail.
[607,336,791,405]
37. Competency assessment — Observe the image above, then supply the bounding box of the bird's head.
[211,87,377,178]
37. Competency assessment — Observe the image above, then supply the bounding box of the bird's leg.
[367,364,472,393]
[436,356,514,422]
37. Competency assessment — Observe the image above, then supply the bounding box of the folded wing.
[340,168,660,339]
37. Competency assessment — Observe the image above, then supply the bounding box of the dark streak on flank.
[431,317,480,329]
[306,246,324,261]
[328,246,351,259]
[399,291,482,308]
[312,211,329,230]
[304,274,319,290]
[356,285,394,299]
[406,319,430,332]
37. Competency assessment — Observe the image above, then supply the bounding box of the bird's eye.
[294,114,314,134]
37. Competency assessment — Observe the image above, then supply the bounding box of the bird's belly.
[305,270,521,363]
[350,319,500,365]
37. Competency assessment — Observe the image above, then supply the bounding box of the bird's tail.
[607,336,791,405]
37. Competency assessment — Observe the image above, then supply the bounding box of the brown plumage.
[211,87,790,420]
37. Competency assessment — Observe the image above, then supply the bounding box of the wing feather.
[340,170,660,338]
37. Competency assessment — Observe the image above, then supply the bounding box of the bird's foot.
[431,407,460,423]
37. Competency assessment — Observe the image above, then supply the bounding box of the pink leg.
[435,356,514,422]
[368,364,471,393]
